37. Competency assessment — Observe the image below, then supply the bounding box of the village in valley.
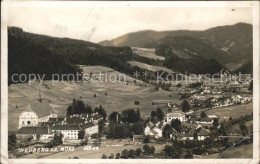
[8,71,253,159]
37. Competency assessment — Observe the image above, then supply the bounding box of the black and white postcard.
[1,1,259,163]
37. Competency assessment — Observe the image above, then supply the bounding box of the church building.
[18,92,57,129]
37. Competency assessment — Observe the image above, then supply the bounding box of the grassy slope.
[8,66,181,131]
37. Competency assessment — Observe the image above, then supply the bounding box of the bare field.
[194,103,253,121]
[132,47,165,60]
[221,143,253,158]
[127,61,174,73]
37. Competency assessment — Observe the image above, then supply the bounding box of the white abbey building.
[18,93,57,129]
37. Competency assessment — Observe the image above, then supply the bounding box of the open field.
[220,143,253,158]
[193,103,253,121]
[21,139,169,159]
[8,66,180,131]
[132,47,165,60]
[127,61,174,73]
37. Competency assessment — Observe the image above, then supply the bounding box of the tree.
[8,134,17,151]
[248,80,253,91]
[132,122,144,135]
[54,133,63,146]
[102,154,107,159]
[143,144,155,155]
[121,149,129,159]
[181,100,190,113]
[78,130,85,139]
[150,116,157,123]
[115,153,120,159]
[109,112,121,123]
[136,109,141,121]
[143,135,150,143]
[156,108,164,121]
[115,123,131,138]
[205,98,213,109]
[163,124,173,139]
[150,110,157,118]
[200,111,207,118]
[239,121,248,136]
[108,153,114,159]
[98,120,105,134]
[96,105,107,120]
[121,109,140,123]
[67,99,92,116]
[185,149,193,159]
[213,118,219,130]
[220,120,230,136]
[171,119,182,132]
[164,140,184,158]
[135,148,142,156]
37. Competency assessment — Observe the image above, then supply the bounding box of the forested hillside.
[8,27,134,85]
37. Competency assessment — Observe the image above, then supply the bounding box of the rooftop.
[66,116,85,125]
[24,100,56,118]
[80,122,95,129]
[17,126,49,134]
[51,124,81,131]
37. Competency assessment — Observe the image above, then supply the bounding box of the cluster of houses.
[188,94,252,110]
[141,109,217,141]
[16,95,102,142]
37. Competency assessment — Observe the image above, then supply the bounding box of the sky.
[8,6,252,43]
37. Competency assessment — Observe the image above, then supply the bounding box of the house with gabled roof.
[196,127,210,140]
[16,126,53,141]
[144,121,163,139]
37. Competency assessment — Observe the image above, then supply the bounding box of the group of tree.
[105,109,144,139]
[8,27,138,85]
[8,134,17,151]
[67,99,93,116]
[163,140,193,158]
[94,105,107,120]
[150,108,165,123]
[105,123,131,139]
[109,109,141,124]
[181,100,190,113]
[102,147,146,159]
[67,99,107,120]
[8,27,82,85]
[109,112,121,123]
[45,134,63,148]
[162,119,182,140]
[121,109,141,123]
[105,121,144,139]
[154,81,172,91]
[214,114,252,137]
[188,82,202,88]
